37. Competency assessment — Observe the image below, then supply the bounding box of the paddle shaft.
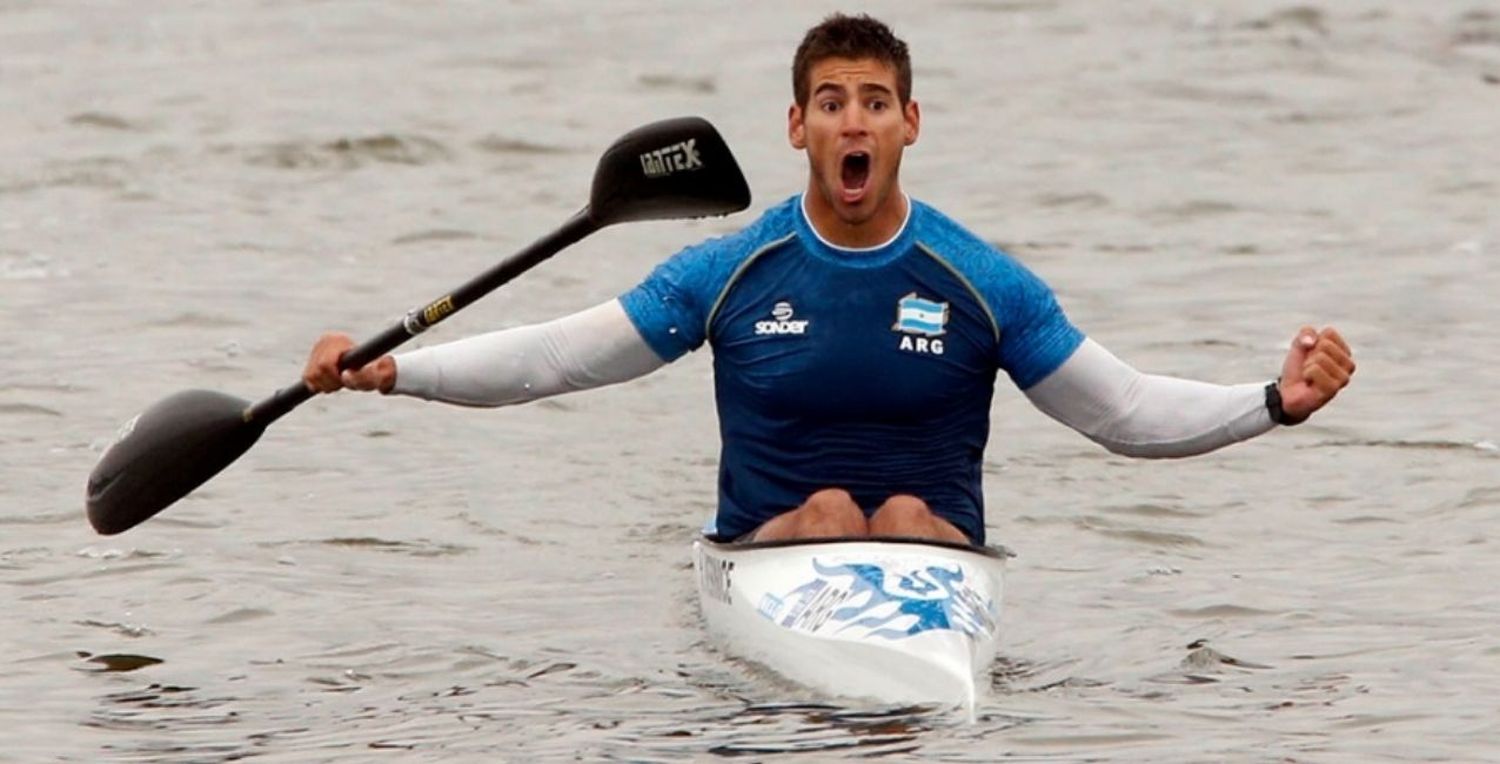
[245,209,600,426]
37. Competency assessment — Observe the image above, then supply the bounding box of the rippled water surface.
[3,1,1498,760]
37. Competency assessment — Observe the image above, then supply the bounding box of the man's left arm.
[1023,327,1355,458]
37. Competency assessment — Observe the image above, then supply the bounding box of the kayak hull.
[693,535,1007,712]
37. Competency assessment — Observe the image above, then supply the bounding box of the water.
[3,1,1498,760]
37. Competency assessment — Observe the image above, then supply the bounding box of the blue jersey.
[620,195,1083,543]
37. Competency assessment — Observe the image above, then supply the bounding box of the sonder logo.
[755,300,810,336]
[639,139,703,179]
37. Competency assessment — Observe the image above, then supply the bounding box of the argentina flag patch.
[892,293,949,337]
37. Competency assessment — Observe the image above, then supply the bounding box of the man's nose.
[839,104,870,134]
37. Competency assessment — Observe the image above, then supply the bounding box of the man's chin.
[809,179,885,226]
[833,207,876,227]
[833,189,884,223]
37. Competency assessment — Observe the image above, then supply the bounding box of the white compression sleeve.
[389,299,666,406]
[1023,338,1276,458]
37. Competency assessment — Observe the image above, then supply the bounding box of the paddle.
[86,116,751,535]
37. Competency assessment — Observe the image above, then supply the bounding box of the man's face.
[789,56,919,230]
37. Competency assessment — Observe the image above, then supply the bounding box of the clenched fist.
[1277,326,1354,422]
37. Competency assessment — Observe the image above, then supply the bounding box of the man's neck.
[800,186,910,249]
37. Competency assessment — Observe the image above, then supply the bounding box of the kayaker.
[303,13,1354,546]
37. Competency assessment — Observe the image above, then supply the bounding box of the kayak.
[692,534,1008,713]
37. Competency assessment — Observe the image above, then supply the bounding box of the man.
[304,14,1354,546]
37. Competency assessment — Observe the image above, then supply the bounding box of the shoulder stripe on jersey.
[703,231,798,341]
[915,242,1001,342]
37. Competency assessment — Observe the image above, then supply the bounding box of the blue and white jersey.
[620,195,1084,543]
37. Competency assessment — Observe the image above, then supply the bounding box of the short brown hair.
[792,14,912,107]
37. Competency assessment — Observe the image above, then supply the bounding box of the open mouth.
[840,151,871,198]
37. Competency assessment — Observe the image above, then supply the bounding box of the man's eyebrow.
[812,81,893,99]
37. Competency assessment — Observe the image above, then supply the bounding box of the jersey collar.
[795,192,916,267]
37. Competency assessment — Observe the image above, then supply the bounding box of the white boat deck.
[694,535,1008,714]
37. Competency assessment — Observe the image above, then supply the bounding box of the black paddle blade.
[86,389,267,535]
[589,116,751,226]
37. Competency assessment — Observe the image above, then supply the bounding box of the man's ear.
[788,103,806,149]
[904,100,921,146]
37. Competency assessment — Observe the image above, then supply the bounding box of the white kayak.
[693,534,1008,712]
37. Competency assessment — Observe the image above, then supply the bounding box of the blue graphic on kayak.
[774,559,995,640]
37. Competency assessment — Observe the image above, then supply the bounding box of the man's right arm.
[304,227,737,402]
[302,299,667,406]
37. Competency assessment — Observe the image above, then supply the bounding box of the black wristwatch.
[1264,380,1307,426]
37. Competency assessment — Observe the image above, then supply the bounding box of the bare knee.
[804,488,858,513]
[795,488,864,533]
[870,494,933,530]
[873,494,929,519]
[753,488,866,540]
[869,494,968,543]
